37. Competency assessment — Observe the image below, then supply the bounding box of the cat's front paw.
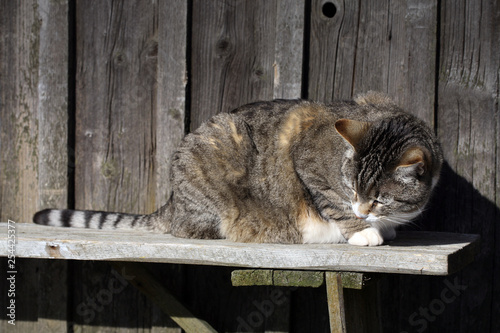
[348,227,384,246]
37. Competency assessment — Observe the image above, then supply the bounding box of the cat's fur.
[34,92,443,246]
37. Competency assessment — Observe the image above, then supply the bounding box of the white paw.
[348,227,384,246]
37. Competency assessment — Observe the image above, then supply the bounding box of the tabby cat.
[34,92,443,246]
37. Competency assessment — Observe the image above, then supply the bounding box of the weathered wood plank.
[308,0,360,101]
[190,0,304,129]
[308,0,437,122]
[0,0,38,224]
[156,0,188,205]
[74,2,159,332]
[232,270,324,288]
[75,0,158,214]
[431,0,500,331]
[273,0,304,99]
[231,270,369,289]
[191,0,275,128]
[0,0,70,331]
[384,0,437,123]
[326,272,346,333]
[37,0,70,210]
[0,223,479,276]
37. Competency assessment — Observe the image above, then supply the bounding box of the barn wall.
[1,0,498,332]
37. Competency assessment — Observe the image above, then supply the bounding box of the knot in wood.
[113,52,126,66]
[215,38,232,57]
[321,2,337,19]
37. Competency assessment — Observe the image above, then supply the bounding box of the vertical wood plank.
[385,0,437,123]
[308,0,360,101]
[154,2,189,332]
[273,0,304,99]
[325,272,346,333]
[433,0,499,331]
[75,0,158,214]
[37,0,69,210]
[0,0,69,331]
[35,1,70,329]
[352,0,437,122]
[0,0,40,223]
[156,0,188,206]
[74,1,159,331]
[343,282,381,333]
[308,0,437,122]
[493,4,500,331]
[190,0,276,129]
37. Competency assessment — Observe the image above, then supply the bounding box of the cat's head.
[335,115,443,229]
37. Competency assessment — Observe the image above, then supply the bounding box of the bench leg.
[326,272,347,333]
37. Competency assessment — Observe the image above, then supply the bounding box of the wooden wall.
[1,0,498,332]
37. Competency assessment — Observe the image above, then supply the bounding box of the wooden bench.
[0,222,479,332]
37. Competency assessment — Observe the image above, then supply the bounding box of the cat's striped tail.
[33,209,168,233]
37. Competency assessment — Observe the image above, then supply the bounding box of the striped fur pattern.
[33,209,159,231]
[33,92,443,246]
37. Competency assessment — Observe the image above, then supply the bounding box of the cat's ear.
[335,119,371,150]
[396,147,427,176]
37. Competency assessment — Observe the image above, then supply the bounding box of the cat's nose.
[352,202,369,219]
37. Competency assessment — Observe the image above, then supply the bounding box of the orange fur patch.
[278,105,324,148]
[229,121,243,145]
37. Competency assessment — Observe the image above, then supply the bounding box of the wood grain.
[74,2,160,332]
[0,0,47,223]
[326,272,346,333]
[190,0,304,130]
[0,223,479,276]
[308,0,360,101]
[433,0,500,331]
[308,0,437,122]
[75,0,158,214]
[1,0,499,331]
[153,3,189,332]
[0,0,69,331]
[156,0,188,206]
[191,0,276,129]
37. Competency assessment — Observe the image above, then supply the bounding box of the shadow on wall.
[380,160,499,333]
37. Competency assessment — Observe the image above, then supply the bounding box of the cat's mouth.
[356,213,380,222]
[351,202,372,220]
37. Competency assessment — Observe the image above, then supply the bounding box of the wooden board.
[190,0,304,129]
[0,223,479,276]
[431,0,500,331]
[0,1,70,331]
[74,2,162,332]
[308,0,436,120]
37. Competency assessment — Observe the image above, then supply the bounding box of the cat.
[34,92,443,246]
